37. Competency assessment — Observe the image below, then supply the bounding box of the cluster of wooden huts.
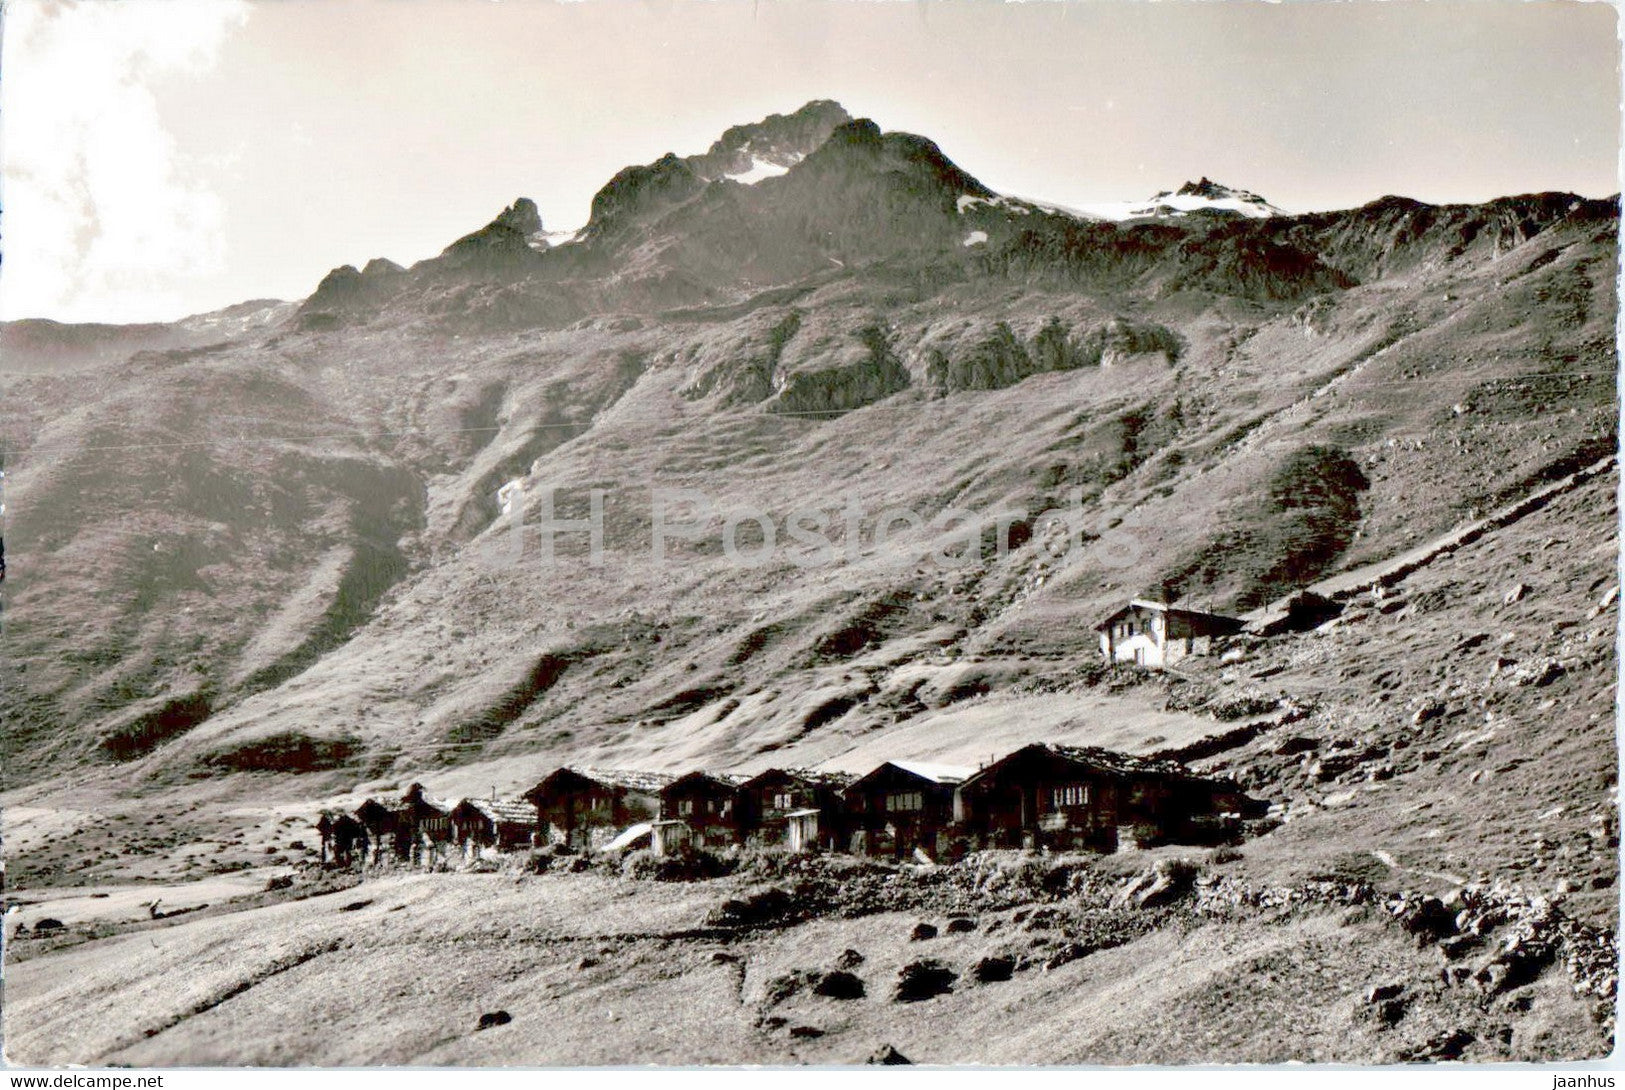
[317,742,1264,868]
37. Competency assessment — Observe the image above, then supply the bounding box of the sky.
[1,0,1619,324]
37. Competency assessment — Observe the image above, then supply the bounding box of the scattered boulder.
[1587,587,1618,620]
[1390,894,1457,944]
[1400,1028,1474,1061]
[833,948,866,970]
[32,917,64,933]
[945,917,977,934]
[1365,982,1404,1003]
[1412,699,1447,726]
[812,970,866,1000]
[339,899,372,912]
[1212,693,1281,721]
[909,921,938,941]
[1373,999,1407,1027]
[1518,660,1566,688]
[707,886,799,929]
[1113,858,1200,909]
[764,969,819,1005]
[1502,584,1528,605]
[1438,935,1480,961]
[265,875,294,892]
[894,959,957,1002]
[972,955,1015,983]
[1043,942,1091,971]
[1283,590,1344,631]
[867,1044,911,1065]
[1275,736,1320,756]
[476,1010,512,1031]
[1022,909,1057,931]
[1472,926,1558,996]
[789,1025,824,1039]
[577,956,599,970]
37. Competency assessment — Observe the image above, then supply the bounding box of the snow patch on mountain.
[726,155,796,185]
[1074,178,1282,221]
[527,227,582,251]
[958,192,1096,222]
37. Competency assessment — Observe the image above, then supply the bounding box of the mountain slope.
[0,103,1615,914]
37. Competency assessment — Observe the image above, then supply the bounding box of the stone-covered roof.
[960,742,1214,793]
[741,767,858,791]
[661,770,750,796]
[458,798,536,826]
[528,767,678,798]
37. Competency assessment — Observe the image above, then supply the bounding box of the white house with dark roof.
[1095,599,1244,668]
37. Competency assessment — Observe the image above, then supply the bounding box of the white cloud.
[0,0,250,322]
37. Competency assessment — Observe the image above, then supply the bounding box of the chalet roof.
[661,770,750,796]
[398,783,452,814]
[741,767,858,791]
[583,767,680,793]
[847,760,975,794]
[1094,599,1244,631]
[887,760,974,785]
[1040,742,1192,779]
[526,766,678,800]
[353,798,396,827]
[457,798,536,826]
[959,742,1200,792]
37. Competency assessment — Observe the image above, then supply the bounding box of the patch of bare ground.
[4,852,1611,1066]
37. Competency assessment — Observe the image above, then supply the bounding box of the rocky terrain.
[4,850,1613,1065]
[0,100,1617,1064]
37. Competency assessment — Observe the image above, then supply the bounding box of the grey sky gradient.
[2,0,1619,323]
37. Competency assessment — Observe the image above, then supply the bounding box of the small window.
[886,791,923,812]
[679,799,693,816]
[1050,784,1090,808]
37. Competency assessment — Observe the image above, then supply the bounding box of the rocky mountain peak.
[690,99,853,182]
[491,197,543,235]
[796,117,994,200]
[1133,178,1282,219]
[1171,177,1258,202]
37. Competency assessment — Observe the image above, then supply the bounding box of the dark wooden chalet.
[954,742,1264,852]
[842,761,973,862]
[353,798,399,864]
[523,767,674,851]
[397,782,455,864]
[317,810,369,867]
[654,771,750,855]
[449,797,537,854]
[739,768,855,852]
